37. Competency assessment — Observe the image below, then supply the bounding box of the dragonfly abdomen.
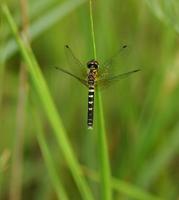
[87,85,95,129]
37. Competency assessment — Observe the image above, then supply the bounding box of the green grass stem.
[89,0,97,59]
[89,1,112,199]
[96,88,112,200]
[137,123,179,187]
[82,166,163,200]
[2,0,87,62]
[33,110,69,200]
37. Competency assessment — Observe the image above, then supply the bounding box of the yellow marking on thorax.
[91,69,98,78]
[87,69,98,86]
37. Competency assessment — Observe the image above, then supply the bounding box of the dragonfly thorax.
[88,69,98,85]
[87,59,99,69]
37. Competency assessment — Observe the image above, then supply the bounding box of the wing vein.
[55,66,88,87]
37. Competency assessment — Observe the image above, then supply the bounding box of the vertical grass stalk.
[9,1,29,199]
[33,109,69,200]
[0,7,6,117]
[89,1,112,199]
[89,0,97,59]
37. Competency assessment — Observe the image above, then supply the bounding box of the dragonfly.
[55,45,140,129]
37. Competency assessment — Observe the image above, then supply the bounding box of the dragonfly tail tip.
[123,44,127,48]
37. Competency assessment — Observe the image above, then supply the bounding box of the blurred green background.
[0,0,179,199]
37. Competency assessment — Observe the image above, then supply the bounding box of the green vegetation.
[0,0,179,199]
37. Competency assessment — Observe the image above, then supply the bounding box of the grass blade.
[82,167,163,200]
[2,0,87,62]
[145,0,179,33]
[33,109,69,200]
[96,88,112,200]
[136,123,179,187]
[89,0,112,199]
[2,5,93,200]
[0,149,11,195]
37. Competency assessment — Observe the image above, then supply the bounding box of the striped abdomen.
[87,85,95,129]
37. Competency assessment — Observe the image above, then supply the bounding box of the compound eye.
[87,63,92,69]
[87,60,99,69]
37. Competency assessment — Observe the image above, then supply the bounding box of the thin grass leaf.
[3,0,57,39]
[2,0,87,62]
[89,0,112,199]
[112,178,163,200]
[29,0,57,20]
[0,53,5,110]
[0,11,7,108]
[145,0,179,33]
[0,149,11,197]
[96,88,112,200]
[89,0,97,60]
[33,109,69,200]
[82,166,163,200]
[2,5,93,200]
[136,123,179,187]
[134,28,176,172]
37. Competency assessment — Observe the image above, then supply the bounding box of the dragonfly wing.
[55,66,88,87]
[102,45,127,68]
[97,69,141,89]
[64,45,87,78]
[98,44,129,78]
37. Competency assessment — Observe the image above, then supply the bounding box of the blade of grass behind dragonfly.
[2,5,93,200]
[145,0,179,33]
[0,150,11,197]
[0,8,7,112]
[2,0,87,62]
[32,107,69,200]
[95,88,112,200]
[82,166,163,200]
[136,123,179,188]
[134,27,176,172]
[89,1,112,199]
[3,0,57,39]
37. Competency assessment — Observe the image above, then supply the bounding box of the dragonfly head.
[87,60,99,69]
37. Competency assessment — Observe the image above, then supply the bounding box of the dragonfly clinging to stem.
[55,45,140,129]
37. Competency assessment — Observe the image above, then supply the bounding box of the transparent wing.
[97,69,141,89]
[98,44,129,79]
[64,45,87,79]
[102,45,128,69]
[54,66,88,87]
